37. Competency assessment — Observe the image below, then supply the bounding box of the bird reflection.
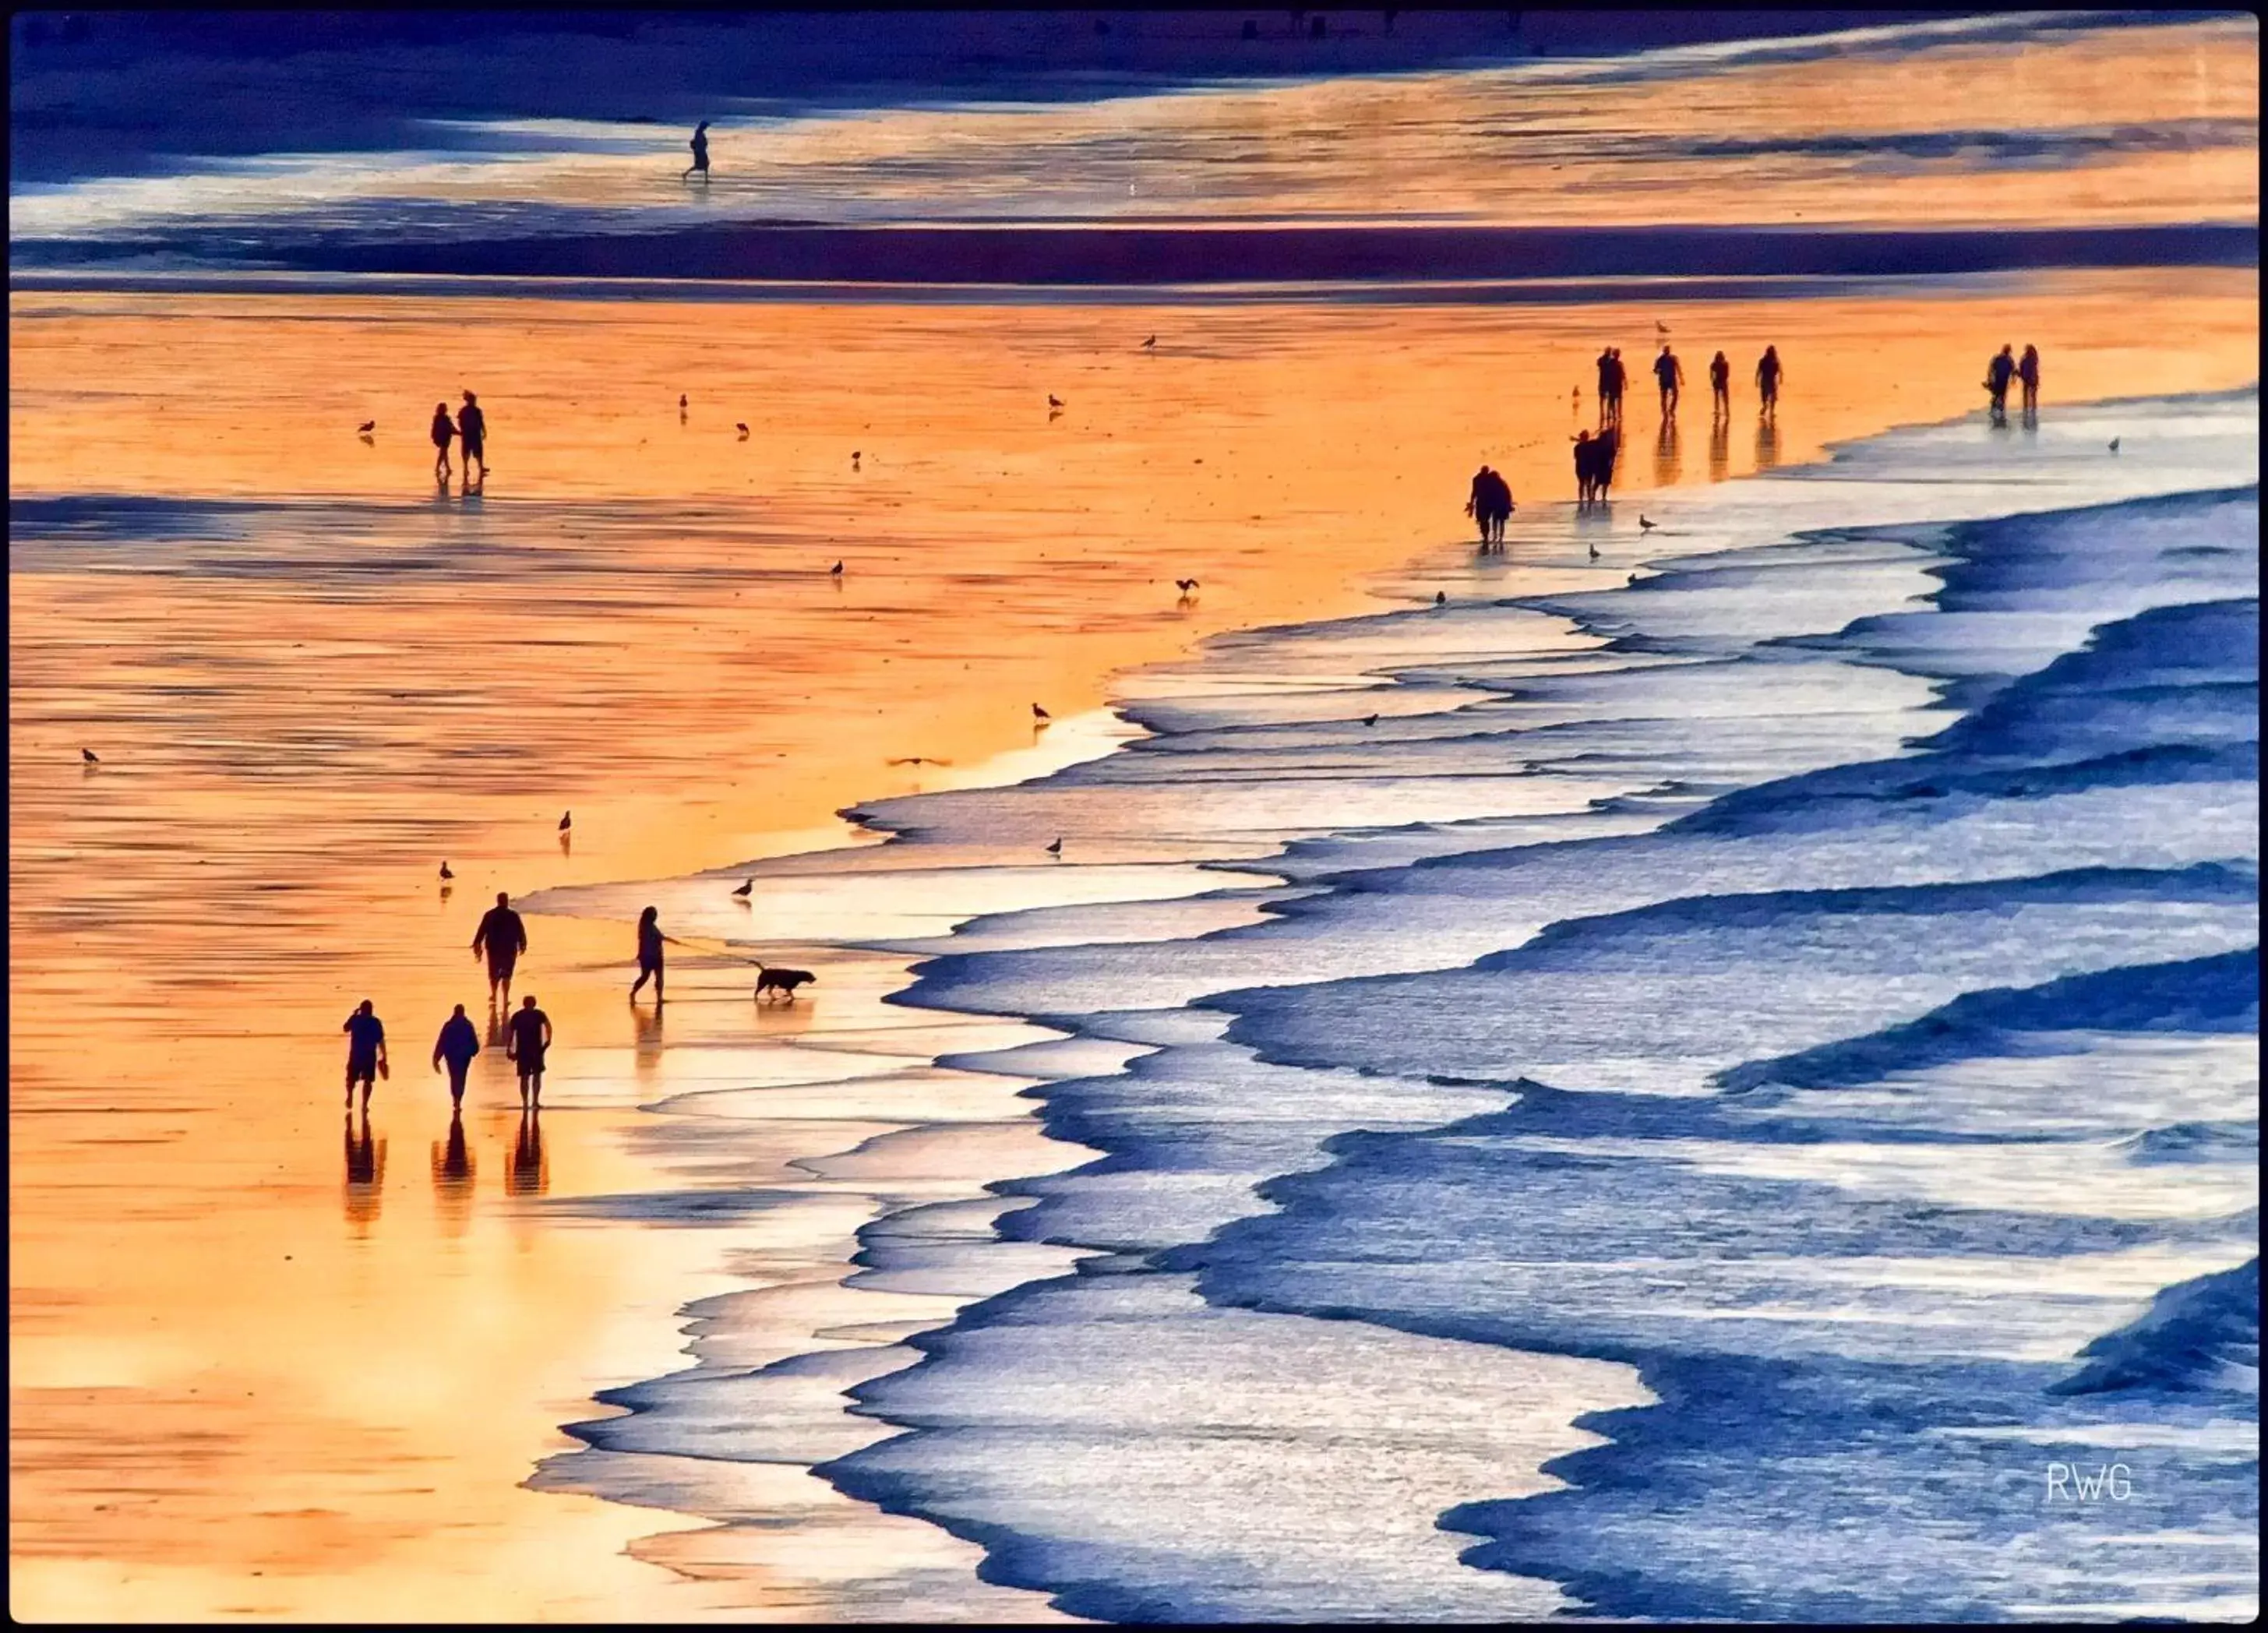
[344,1113,386,1229]
[506,1108,548,1197]
[1755,416,1780,472]
[1708,416,1730,483]
[432,1109,474,1234]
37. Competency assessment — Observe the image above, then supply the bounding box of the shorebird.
[679,393,688,411]
[1045,836,1063,856]
[1434,591,1447,606]
[1589,541,1601,559]
[735,423,750,439]
[830,559,844,577]
[439,860,453,880]
[80,748,99,765]
[2108,437,2122,453]
[1363,713,1378,727]
[1142,335,1156,350]
[1031,703,1051,723]
[558,810,572,833]
[1175,578,1199,593]
[357,420,376,434]
[732,879,753,898]
[1655,320,1670,334]
[1638,514,1658,531]
[1047,394,1064,409]
[851,451,861,464]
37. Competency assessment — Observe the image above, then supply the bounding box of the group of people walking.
[1596,343,1783,429]
[429,390,489,485]
[1984,344,2044,421]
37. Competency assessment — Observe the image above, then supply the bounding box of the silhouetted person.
[473,891,527,1005]
[506,1107,547,1196]
[683,120,711,182]
[342,998,387,1109]
[457,390,487,483]
[1466,464,1495,545]
[431,1003,480,1108]
[1484,467,1513,545]
[1653,344,1684,416]
[1709,351,1730,419]
[506,993,552,1109]
[630,905,665,1004]
[1985,344,2016,420]
[1595,347,1616,425]
[2018,344,2040,414]
[1605,347,1628,424]
[1755,346,1783,418]
[429,401,456,481]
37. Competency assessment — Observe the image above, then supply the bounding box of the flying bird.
[80,748,99,765]
[439,860,453,880]
[735,423,750,439]
[356,420,376,434]
[1045,836,1063,856]
[732,879,753,898]
[1047,395,1064,408]
[2108,437,2122,453]
[558,810,572,832]
[1638,514,1658,531]
[1031,703,1051,723]
[1175,578,1199,593]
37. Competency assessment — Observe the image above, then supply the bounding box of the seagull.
[1589,541,1601,559]
[851,450,861,464]
[1638,514,1658,531]
[357,420,376,434]
[80,748,98,765]
[735,423,750,439]
[1363,713,1378,727]
[1434,591,1447,606]
[558,810,572,833]
[1045,836,1063,856]
[1175,577,1199,592]
[732,879,753,898]
[1032,703,1051,723]
[1047,394,1064,408]
[1142,335,1156,350]
[439,861,453,880]
[2108,437,2121,453]
[830,560,844,576]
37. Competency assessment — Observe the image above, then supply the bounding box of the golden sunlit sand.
[9,270,2259,1621]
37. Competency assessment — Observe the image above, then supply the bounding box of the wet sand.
[9,272,2260,1620]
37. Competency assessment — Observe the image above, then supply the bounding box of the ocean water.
[526,386,2259,1620]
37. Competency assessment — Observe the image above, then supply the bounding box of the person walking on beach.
[343,998,388,1109]
[630,905,665,1005]
[1605,347,1628,425]
[1653,344,1684,418]
[473,891,528,1007]
[429,401,457,481]
[1595,347,1617,425]
[2018,344,2041,415]
[1709,351,1731,419]
[1484,466,1512,546]
[1466,464,1494,545]
[1984,344,2016,420]
[1756,345,1783,418]
[505,993,553,1109]
[457,390,488,484]
[683,120,711,183]
[431,1002,481,1109]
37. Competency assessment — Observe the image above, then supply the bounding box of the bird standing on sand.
[439,861,454,880]
[357,420,376,434]
[1434,591,1447,606]
[1639,514,1658,531]
[735,423,750,439]
[1045,837,1063,856]
[1363,713,1378,727]
[1142,335,1157,350]
[1655,320,1670,334]
[1032,704,1051,724]
[1047,395,1064,409]
[830,559,844,577]
[559,811,572,833]
[732,879,753,898]
[80,748,99,765]
[2109,438,2122,453]
[1589,541,1601,559]
[679,393,689,411]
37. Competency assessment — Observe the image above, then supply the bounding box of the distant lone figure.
[2018,344,2041,414]
[431,1003,480,1107]
[1755,346,1783,417]
[429,401,456,480]
[343,999,388,1109]
[630,905,665,1005]
[1709,351,1730,418]
[473,891,528,1005]
[506,994,553,1108]
[457,391,488,482]
[683,120,711,182]
[1985,344,2016,419]
[1653,344,1684,416]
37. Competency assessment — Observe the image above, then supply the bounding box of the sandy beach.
[9,270,2258,1620]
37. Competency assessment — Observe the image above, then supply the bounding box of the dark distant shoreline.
[13,222,2255,291]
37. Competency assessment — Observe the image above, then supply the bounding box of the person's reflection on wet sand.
[344,1113,386,1228]
[1708,414,1730,483]
[1653,418,1681,488]
[1755,415,1780,473]
[633,1000,664,1088]
[432,1109,474,1234]
[506,1108,548,1197]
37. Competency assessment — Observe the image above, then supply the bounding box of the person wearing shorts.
[473,891,527,1005]
[457,390,487,482]
[506,994,552,1109]
[343,999,388,1109]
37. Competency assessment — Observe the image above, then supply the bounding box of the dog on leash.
[753,961,817,1002]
